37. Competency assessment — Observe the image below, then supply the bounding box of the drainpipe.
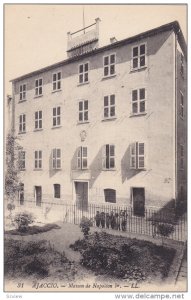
[174,32,178,206]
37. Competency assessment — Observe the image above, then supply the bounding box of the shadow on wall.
[121,146,142,183]
[70,148,79,172]
[147,198,186,224]
[49,151,60,178]
[89,147,103,189]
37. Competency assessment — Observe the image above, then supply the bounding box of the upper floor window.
[19,114,26,133]
[103,54,116,77]
[132,88,146,115]
[19,151,25,170]
[53,72,61,91]
[180,144,184,170]
[180,91,184,118]
[35,111,42,130]
[53,107,61,127]
[34,150,42,169]
[79,100,88,123]
[54,184,61,199]
[79,63,89,84]
[77,146,88,169]
[19,84,26,101]
[35,78,43,96]
[130,142,145,169]
[132,44,146,70]
[104,94,115,119]
[102,144,115,170]
[52,148,61,169]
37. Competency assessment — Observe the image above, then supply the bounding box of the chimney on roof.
[67,17,101,58]
[110,37,117,44]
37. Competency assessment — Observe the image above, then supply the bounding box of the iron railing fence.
[7,199,187,242]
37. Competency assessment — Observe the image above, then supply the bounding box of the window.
[18,183,24,205]
[35,78,43,96]
[180,145,184,169]
[35,111,42,130]
[104,94,115,118]
[79,63,89,83]
[102,144,115,169]
[132,88,146,114]
[180,53,184,77]
[54,184,61,199]
[130,142,145,169]
[19,114,26,133]
[52,148,61,169]
[52,72,61,91]
[19,151,25,170]
[53,107,61,127]
[132,44,146,70]
[103,54,116,77]
[77,146,88,169]
[104,189,116,203]
[79,100,88,122]
[19,84,26,101]
[180,91,184,118]
[34,150,42,169]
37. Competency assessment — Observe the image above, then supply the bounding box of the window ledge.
[34,169,43,171]
[102,117,117,122]
[52,125,62,129]
[52,168,62,171]
[52,89,62,93]
[129,112,147,118]
[102,74,116,80]
[34,128,43,132]
[102,168,116,171]
[34,95,43,99]
[19,169,26,171]
[77,81,90,87]
[77,121,90,125]
[130,168,147,171]
[18,131,26,135]
[130,66,147,73]
[18,99,27,103]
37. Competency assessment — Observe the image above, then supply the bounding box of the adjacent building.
[10,19,187,216]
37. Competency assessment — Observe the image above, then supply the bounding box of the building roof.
[10,20,187,83]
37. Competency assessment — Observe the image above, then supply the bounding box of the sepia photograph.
[4,3,187,294]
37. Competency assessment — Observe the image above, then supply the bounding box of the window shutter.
[82,146,88,169]
[130,143,136,169]
[138,142,145,169]
[77,147,81,169]
[52,149,56,169]
[102,145,106,169]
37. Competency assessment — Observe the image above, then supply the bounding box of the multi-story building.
[10,19,187,217]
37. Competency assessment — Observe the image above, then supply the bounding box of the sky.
[4,4,187,95]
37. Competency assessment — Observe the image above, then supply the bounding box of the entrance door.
[75,182,88,211]
[35,186,42,207]
[132,188,145,216]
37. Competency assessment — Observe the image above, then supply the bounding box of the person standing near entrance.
[95,211,101,227]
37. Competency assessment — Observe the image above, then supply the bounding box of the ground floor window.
[35,186,42,207]
[18,183,24,205]
[54,184,61,199]
[104,189,116,203]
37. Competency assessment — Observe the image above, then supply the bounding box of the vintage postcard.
[4,3,187,294]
